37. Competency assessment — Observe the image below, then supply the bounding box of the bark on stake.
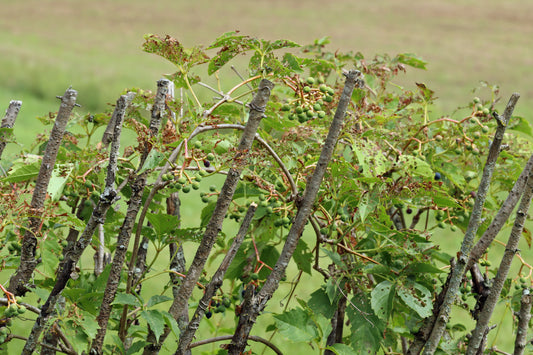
[227,70,363,354]
[20,92,129,355]
[8,88,77,296]
[142,79,274,355]
[0,100,22,161]
[421,93,520,354]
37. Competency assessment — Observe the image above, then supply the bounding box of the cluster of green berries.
[0,300,26,342]
[280,77,335,123]
[0,326,7,344]
[192,139,227,161]
[478,259,492,267]
[205,294,240,319]
[2,303,25,318]
[472,97,491,117]
[257,194,291,228]
[459,283,473,302]
[515,277,531,290]
[228,203,249,222]
[162,170,208,193]
[434,207,474,232]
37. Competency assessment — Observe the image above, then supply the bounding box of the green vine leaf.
[395,53,428,70]
[326,343,360,355]
[273,308,318,342]
[371,280,394,320]
[397,281,432,318]
[142,34,209,68]
[141,310,166,342]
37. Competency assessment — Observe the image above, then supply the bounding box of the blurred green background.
[1,0,532,353]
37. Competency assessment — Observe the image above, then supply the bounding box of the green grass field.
[1,0,532,353]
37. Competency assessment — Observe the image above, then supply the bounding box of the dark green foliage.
[0,32,531,354]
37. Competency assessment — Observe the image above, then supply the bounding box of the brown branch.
[0,100,22,161]
[175,203,257,354]
[91,80,168,353]
[8,334,76,355]
[467,159,533,353]
[142,79,274,355]
[422,93,520,354]
[20,92,129,355]
[466,152,533,271]
[227,70,363,354]
[513,289,532,355]
[8,88,78,296]
[187,335,282,355]
[90,172,148,353]
[100,92,135,148]
[324,294,347,355]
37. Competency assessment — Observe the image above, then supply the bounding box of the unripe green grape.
[281,104,291,112]
[306,77,315,85]
[193,141,202,149]
[482,125,489,133]
[191,182,200,190]
[209,185,217,192]
[303,86,311,93]
[295,106,303,114]
[206,153,215,161]
[313,103,322,111]
[182,186,191,193]
[318,111,326,118]
[177,177,187,184]
[319,84,328,93]
[306,110,314,118]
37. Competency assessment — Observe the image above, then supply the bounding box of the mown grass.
[1,0,532,353]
